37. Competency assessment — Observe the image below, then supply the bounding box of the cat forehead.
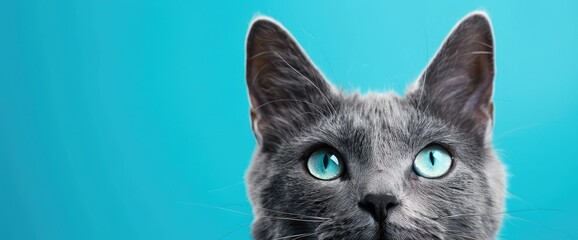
[323,91,452,145]
[339,91,417,124]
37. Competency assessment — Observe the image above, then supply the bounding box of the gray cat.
[244,11,506,240]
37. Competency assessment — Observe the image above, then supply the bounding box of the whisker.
[253,99,325,113]
[207,180,245,193]
[467,51,493,55]
[273,52,337,114]
[436,208,563,220]
[178,202,251,216]
[494,122,539,141]
[261,216,326,223]
[178,202,327,223]
[474,40,494,49]
[273,232,317,240]
[249,63,269,90]
[219,223,248,240]
[321,50,338,84]
[204,203,330,221]
[254,206,331,220]
[506,215,577,239]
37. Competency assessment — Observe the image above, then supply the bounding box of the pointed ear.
[407,12,495,138]
[245,17,336,147]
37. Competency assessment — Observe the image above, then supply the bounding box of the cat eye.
[413,144,452,178]
[307,149,343,180]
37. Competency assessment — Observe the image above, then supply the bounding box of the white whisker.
[273,52,337,114]
[273,232,317,240]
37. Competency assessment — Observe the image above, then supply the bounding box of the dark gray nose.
[359,194,399,222]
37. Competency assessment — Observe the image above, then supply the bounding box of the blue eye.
[307,149,343,180]
[413,144,452,178]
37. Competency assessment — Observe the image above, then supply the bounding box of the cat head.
[245,12,506,240]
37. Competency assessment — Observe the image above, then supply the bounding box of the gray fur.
[245,12,506,240]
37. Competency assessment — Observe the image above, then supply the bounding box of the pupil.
[323,154,330,169]
[429,151,435,165]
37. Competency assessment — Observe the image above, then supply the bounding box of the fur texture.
[244,12,506,240]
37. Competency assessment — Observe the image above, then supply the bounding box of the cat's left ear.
[245,17,337,148]
[407,12,495,138]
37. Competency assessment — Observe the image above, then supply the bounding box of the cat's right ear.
[407,12,496,140]
[245,17,336,148]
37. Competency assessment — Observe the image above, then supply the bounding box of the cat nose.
[358,194,399,222]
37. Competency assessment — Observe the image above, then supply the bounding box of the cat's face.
[245,12,506,240]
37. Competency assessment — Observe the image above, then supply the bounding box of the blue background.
[1,0,577,239]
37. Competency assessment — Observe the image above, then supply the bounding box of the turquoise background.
[1,0,577,239]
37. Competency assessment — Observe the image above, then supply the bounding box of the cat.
[244,11,506,240]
